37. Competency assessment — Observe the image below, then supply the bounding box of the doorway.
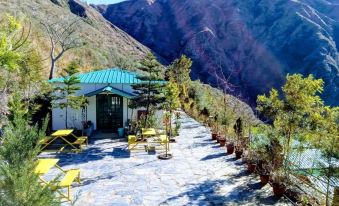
[96,94,123,132]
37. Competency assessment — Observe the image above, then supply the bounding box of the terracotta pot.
[219,139,226,146]
[212,133,218,140]
[259,174,270,186]
[247,162,256,173]
[226,143,234,154]
[216,135,221,143]
[235,150,243,159]
[272,183,286,197]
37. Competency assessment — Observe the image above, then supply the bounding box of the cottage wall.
[52,83,164,131]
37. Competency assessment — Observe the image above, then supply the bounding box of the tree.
[52,61,87,128]
[310,106,339,206]
[0,15,58,206]
[167,55,192,104]
[0,95,60,206]
[0,15,40,120]
[41,18,84,79]
[130,52,165,127]
[163,79,180,136]
[257,74,324,184]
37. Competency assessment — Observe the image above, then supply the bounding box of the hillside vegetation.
[0,0,149,77]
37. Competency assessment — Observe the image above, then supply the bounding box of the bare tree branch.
[12,21,31,51]
[40,16,84,79]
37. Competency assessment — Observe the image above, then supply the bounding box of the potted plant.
[220,116,231,147]
[271,169,287,197]
[226,141,235,154]
[209,116,219,140]
[234,118,244,159]
[257,161,271,185]
[242,150,257,173]
[247,126,273,178]
[219,135,226,146]
[256,75,326,198]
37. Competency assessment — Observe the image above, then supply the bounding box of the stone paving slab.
[39,112,291,206]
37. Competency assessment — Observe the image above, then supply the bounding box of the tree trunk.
[326,158,331,206]
[65,107,68,129]
[332,187,339,206]
[49,59,55,80]
[145,77,152,127]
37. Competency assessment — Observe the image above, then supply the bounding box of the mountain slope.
[95,0,339,106]
[0,0,149,76]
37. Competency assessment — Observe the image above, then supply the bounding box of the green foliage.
[0,15,47,123]
[136,111,159,130]
[256,74,326,184]
[52,61,88,128]
[130,52,165,127]
[0,15,22,76]
[162,79,181,138]
[0,97,59,206]
[163,79,180,112]
[310,106,339,206]
[174,112,181,136]
[166,55,192,101]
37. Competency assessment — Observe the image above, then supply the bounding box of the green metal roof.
[49,68,141,84]
[85,86,135,99]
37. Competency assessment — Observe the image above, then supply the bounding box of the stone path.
[40,112,291,206]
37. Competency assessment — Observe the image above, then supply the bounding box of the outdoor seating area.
[35,158,81,201]
[37,113,291,205]
[40,129,88,153]
[128,128,170,151]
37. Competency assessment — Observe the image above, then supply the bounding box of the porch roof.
[85,86,135,99]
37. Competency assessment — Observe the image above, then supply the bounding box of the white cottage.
[49,68,159,133]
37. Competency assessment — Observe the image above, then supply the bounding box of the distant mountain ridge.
[94,0,339,106]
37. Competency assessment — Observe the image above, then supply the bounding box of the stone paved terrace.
[39,112,291,206]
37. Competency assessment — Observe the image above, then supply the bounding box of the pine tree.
[52,61,87,128]
[130,52,165,127]
[0,95,60,206]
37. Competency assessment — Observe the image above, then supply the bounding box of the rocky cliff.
[95,0,339,105]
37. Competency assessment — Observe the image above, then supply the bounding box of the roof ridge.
[49,67,141,84]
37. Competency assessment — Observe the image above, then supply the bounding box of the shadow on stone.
[200,153,225,161]
[112,147,131,158]
[226,157,238,162]
[248,182,262,190]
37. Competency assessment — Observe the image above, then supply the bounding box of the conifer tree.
[130,52,165,126]
[0,95,60,206]
[53,61,87,128]
[0,15,59,206]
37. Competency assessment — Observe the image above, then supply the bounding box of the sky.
[85,0,126,4]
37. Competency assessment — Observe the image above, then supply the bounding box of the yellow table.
[51,129,74,137]
[35,159,60,175]
[35,158,65,184]
[142,128,156,136]
[41,129,81,152]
